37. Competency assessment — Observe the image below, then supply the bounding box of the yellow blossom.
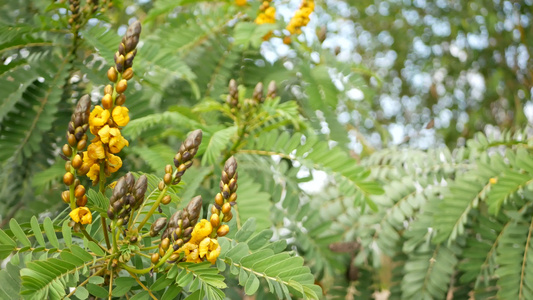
[177,242,202,263]
[87,141,105,160]
[89,106,110,134]
[87,163,100,181]
[69,207,92,224]
[190,219,213,244]
[199,237,221,264]
[112,106,130,127]
[98,125,129,153]
[106,153,122,173]
[235,0,246,6]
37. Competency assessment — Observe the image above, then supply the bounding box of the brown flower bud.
[222,203,231,214]
[165,164,173,174]
[151,253,159,264]
[217,225,229,237]
[267,80,277,98]
[65,161,72,172]
[68,133,77,147]
[224,157,237,179]
[253,82,264,103]
[161,238,170,251]
[133,175,148,200]
[159,246,165,257]
[76,195,88,207]
[158,181,165,191]
[72,154,82,169]
[223,211,233,222]
[164,173,172,185]
[104,84,113,95]
[151,217,168,233]
[215,193,224,206]
[63,172,74,186]
[61,191,70,204]
[107,67,118,82]
[107,208,115,219]
[115,94,126,106]
[168,252,180,262]
[62,144,72,157]
[116,79,128,93]
[211,206,219,215]
[122,68,134,80]
[77,139,87,151]
[102,94,113,109]
[74,184,86,198]
[162,195,171,205]
[186,196,203,220]
[210,213,220,227]
[229,193,237,203]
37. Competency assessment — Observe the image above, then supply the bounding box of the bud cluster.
[225,79,277,112]
[107,173,148,226]
[171,129,203,185]
[211,157,238,234]
[61,95,91,208]
[68,0,81,26]
[150,196,203,264]
[79,21,142,185]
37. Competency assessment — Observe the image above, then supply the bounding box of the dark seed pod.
[266,80,277,99]
[112,177,128,199]
[133,175,148,200]
[151,217,168,233]
[186,196,203,221]
[124,173,135,191]
[107,208,115,219]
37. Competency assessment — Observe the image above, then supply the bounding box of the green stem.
[120,247,174,274]
[81,227,111,254]
[111,221,119,254]
[136,186,168,231]
[97,165,112,251]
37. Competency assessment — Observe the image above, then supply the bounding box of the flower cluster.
[177,219,221,264]
[286,0,314,35]
[255,0,276,24]
[78,21,141,185]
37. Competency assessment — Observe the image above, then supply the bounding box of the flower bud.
[104,85,113,95]
[63,144,72,157]
[162,195,171,205]
[222,203,231,214]
[165,164,172,174]
[107,67,118,82]
[151,217,168,233]
[211,206,219,215]
[217,225,229,237]
[76,195,88,207]
[151,253,159,264]
[68,133,77,147]
[65,161,72,172]
[72,154,82,169]
[102,94,113,109]
[116,79,128,93]
[61,191,70,204]
[115,94,126,106]
[253,82,264,103]
[161,238,170,251]
[164,173,172,185]
[159,246,165,257]
[63,172,74,186]
[107,208,115,219]
[158,181,165,191]
[77,139,87,151]
[210,213,220,227]
[223,211,233,222]
[122,68,134,80]
[229,193,237,203]
[74,184,86,198]
[215,193,224,206]
[133,175,148,200]
[267,80,277,98]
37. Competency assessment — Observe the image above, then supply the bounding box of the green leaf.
[244,273,260,295]
[86,283,108,298]
[43,217,59,249]
[201,126,237,166]
[31,216,45,247]
[88,241,104,256]
[62,220,72,248]
[9,218,31,247]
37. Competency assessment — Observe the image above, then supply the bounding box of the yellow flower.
[87,163,100,181]
[106,153,122,173]
[89,106,110,134]
[235,0,246,5]
[87,141,105,160]
[69,207,92,224]
[112,106,130,127]
[199,237,221,264]
[109,133,129,154]
[98,125,129,153]
[190,219,213,244]
[177,242,202,263]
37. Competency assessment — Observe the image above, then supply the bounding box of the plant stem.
[111,221,119,254]
[136,186,168,231]
[108,270,113,300]
[64,267,106,299]
[120,247,174,274]
[98,166,111,250]
[81,227,111,254]
[126,271,158,300]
